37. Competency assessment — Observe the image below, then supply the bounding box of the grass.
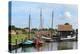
[11,33,34,45]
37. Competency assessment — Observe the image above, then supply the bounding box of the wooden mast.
[50,10,54,50]
[40,8,43,30]
[35,9,43,48]
[52,11,53,29]
[40,8,43,38]
[51,10,54,38]
[28,11,31,40]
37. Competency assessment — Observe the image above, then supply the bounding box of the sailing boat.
[41,10,54,42]
[34,9,44,47]
[22,10,34,46]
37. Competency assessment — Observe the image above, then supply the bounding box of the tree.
[48,28,54,31]
[24,27,29,29]
[64,23,70,25]
[31,28,38,31]
[9,25,16,30]
[9,25,22,30]
[43,28,48,31]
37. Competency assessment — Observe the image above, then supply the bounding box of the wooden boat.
[60,35,76,41]
[22,40,34,47]
[41,36,53,42]
[22,12,34,47]
[33,38,44,47]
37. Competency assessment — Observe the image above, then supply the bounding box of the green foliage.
[31,28,38,31]
[64,23,70,25]
[9,25,16,30]
[11,34,27,45]
[10,33,35,45]
[24,27,29,29]
[9,25,23,30]
[48,28,54,31]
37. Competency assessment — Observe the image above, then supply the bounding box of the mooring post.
[21,38,23,52]
[76,29,78,41]
[15,39,17,53]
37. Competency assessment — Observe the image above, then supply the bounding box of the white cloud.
[59,11,72,19]
[64,11,72,18]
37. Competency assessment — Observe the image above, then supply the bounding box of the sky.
[11,1,78,29]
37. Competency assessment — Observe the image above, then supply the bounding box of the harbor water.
[11,41,77,53]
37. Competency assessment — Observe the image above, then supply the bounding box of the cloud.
[59,11,72,20]
[64,11,72,19]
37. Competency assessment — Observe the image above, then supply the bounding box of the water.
[11,41,77,53]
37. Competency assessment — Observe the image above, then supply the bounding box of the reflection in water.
[11,41,77,53]
[58,41,73,50]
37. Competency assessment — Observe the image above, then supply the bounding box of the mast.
[39,8,43,38]
[51,11,53,29]
[40,9,43,30]
[28,12,31,40]
[51,10,54,38]
[50,10,54,50]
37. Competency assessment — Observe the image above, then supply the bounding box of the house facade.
[58,24,73,38]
